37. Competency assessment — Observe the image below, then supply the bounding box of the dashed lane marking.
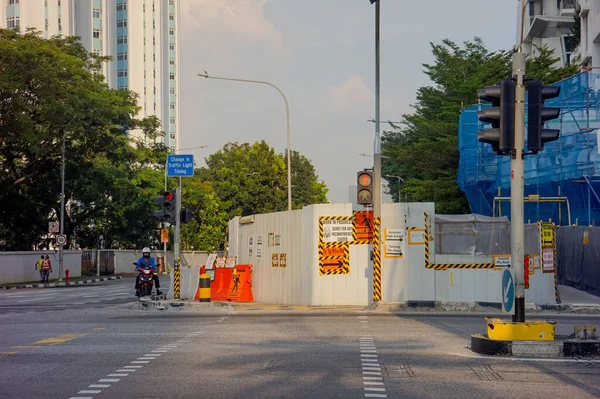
[98,379,120,383]
[358,315,387,399]
[88,385,111,388]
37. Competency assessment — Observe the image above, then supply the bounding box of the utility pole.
[58,130,66,281]
[372,0,382,302]
[511,52,526,322]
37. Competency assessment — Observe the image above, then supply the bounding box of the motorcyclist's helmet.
[142,247,151,257]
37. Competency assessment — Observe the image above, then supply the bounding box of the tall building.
[0,0,180,151]
[517,0,600,70]
[517,0,578,67]
[575,0,600,68]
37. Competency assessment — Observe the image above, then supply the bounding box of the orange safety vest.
[42,259,51,271]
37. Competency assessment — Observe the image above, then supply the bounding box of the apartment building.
[517,0,600,70]
[0,0,180,151]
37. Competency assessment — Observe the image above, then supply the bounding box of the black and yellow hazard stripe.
[373,217,382,302]
[319,241,350,248]
[319,244,350,275]
[423,212,495,270]
[552,224,561,303]
[173,268,181,299]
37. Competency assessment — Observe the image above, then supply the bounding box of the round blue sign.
[502,268,515,313]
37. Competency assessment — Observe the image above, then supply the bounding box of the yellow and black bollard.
[199,273,211,302]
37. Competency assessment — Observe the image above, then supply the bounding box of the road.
[1,279,599,399]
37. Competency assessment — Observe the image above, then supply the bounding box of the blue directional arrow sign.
[502,268,515,314]
[167,154,194,177]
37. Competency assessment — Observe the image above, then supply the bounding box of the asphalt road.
[1,280,599,399]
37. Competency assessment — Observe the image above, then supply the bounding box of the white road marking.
[144,353,161,357]
[131,361,149,364]
[88,384,111,388]
[359,335,387,398]
[107,374,129,377]
[117,369,135,372]
[78,390,102,394]
[69,397,93,399]
[123,365,142,369]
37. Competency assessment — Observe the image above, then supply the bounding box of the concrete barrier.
[0,251,82,284]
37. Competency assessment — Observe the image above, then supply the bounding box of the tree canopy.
[381,38,578,214]
[0,29,329,250]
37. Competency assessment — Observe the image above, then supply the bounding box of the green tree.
[179,173,229,252]
[205,141,287,218]
[0,28,168,249]
[283,150,328,209]
[382,38,578,214]
[382,38,511,213]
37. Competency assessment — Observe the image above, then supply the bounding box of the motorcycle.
[133,262,155,297]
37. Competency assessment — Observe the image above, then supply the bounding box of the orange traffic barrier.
[211,268,233,301]
[226,264,253,302]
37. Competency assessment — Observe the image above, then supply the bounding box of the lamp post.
[197,71,293,211]
[58,114,78,282]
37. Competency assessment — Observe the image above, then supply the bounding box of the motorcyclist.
[135,247,162,296]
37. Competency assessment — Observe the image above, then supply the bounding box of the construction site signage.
[322,218,353,243]
[353,210,374,242]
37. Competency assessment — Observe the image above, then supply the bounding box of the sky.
[178,0,519,203]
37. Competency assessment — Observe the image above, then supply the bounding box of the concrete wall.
[228,202,558,306]
[0,251,82,284]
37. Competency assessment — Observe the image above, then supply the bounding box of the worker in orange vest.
[41,254,52,283]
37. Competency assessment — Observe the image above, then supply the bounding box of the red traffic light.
[164,191,174,201]
[358,172,372,187]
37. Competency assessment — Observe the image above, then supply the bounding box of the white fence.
[228,203,557,306]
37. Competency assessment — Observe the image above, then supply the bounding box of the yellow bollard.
[199,273,211,302]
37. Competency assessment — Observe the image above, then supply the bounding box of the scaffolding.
[458,69,600,226]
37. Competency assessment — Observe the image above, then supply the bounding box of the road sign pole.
[511,52,526,322]
[173,184,182,299]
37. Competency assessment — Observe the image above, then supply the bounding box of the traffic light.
[163,190,176,224]
[527,80,561,153]
[357,170,373,206]
[152,196,165,221]
[180,208,193,224]
[477,79,516,155]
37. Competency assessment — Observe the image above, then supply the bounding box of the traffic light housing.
[180,208,193,224]
[357,170,374,206]
[477,79,515,155]
[163,190,176,224]
[527,80,561,153]
[152,196,165,221]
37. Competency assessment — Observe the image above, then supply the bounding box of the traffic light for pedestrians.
[527,80,561,153]
[357,170,374,206]
[477,79,516,155]
[163,190,177,224]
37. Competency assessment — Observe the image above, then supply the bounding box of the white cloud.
[182,0,287,51]
[327,76,374,111]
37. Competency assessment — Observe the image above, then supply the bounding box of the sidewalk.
[0,276,123,290]
[558,284,600,305]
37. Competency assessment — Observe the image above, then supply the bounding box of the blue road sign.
[502,268,515,314]
[167,154,194,177]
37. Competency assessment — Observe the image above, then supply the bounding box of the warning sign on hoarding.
[353,210,374,242]
[542,248,554,273]
[322,218,353,243]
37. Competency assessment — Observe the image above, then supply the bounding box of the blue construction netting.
[458,70,600,226]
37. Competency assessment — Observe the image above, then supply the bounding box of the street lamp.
[58,115,78,282]
[197,71,293,211]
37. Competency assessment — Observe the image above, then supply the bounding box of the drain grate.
[470,364,503,381]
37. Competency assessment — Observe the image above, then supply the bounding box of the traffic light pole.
[173,182,182,299]
[511,52,526,322]
[372,0,382,303]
